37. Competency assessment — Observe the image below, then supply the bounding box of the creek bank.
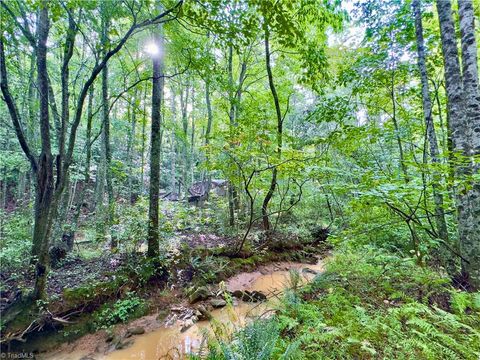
[2,231,330,357]
[41,258,325,360]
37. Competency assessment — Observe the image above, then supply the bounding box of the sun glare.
[144,42,160,56]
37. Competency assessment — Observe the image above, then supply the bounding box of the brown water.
[42,260,323,360]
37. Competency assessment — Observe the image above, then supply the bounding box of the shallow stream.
[43,260,324,360]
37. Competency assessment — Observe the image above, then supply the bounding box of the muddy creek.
[42,260,324,360]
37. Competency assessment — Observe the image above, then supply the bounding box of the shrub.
[201,249,480,360]
[274,249,480,359]
[93,292,146,330]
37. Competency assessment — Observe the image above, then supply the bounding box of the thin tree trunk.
[70,85,95,249]
[147,32,164,258]
[204,80,213,147]
[226,46,247,224]
[262,22,283,233]
[180,82,190,197]
[101,9,116,250]
[190,87,195,185]
[170,88,177,193]
[390,71,409,181]
[412,0,448,242]
[127,89,138,203]
[141,87,147,194]
[203,78,213,184]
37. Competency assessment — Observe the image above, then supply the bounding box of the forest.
[0,0,479,359]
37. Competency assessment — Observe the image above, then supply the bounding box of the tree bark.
[32,2,55,300]
[412,0,448,242]
[180,82,189,197]
[141,86,148,194]
[457,0,480,289]
[100,7,116,250]
[147,32,164,258]
[127,89,138,203]
[170,88,177,193]
[190,87,195,185]
[71,85,95,247]
[203,78,213,184]
[262,22,283,232]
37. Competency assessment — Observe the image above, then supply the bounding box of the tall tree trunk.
[127,89,138,203]
[32,2,55,300]
[412,0,448,242]
[203,78,213,183]
[101,8,116,250]
[227,46,236,226]
[170,88,177,193]
[70,85,95,249]
[141,87,148,194]
[190,87,195,185]
[390,71,409,181]
[27,53,37,152]
[226,45,247,225]
[180,82,189,197]
[94,143,106,241]
[147,32,164,258]
[457,0,480,289]
[204,79,213,147]
[262,22,283,233]
[437,0,472,283]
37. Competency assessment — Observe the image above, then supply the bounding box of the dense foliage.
[1,0,479,358]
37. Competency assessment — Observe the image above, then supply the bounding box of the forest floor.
[0,230,235,312]
[1,218,329,357]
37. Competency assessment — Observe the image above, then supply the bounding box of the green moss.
[63,277,126,307]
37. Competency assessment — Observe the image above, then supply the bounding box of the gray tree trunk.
[437,0,480,289]
[458,0,480,289]
[412,0,448,243]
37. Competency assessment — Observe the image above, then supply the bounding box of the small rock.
[115,339,134,350]
[181,318,194,332]
[196,305,212,320]
[210,298,227,308]
[302,268,319,275]
[232,290,244,299]
[125,326,145,337]
[250,291,267,302]
[105,333,115,343]
[189,286,210,304]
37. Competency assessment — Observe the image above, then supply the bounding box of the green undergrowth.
[92,291,147,330]
[202,248,480,360]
